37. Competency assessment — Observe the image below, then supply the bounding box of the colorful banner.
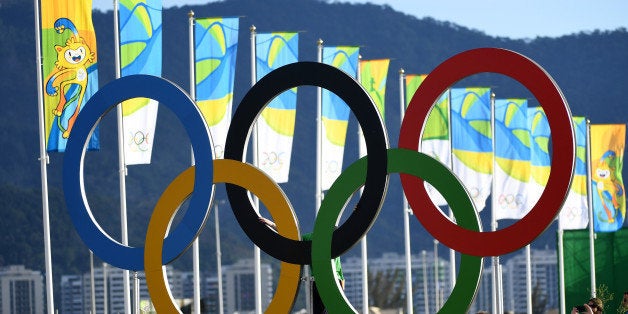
[194,17,239,159]
[562,228,628,313]
[559,117,589,230]
[590,124,626,232]
[527,107,551,210]
[119,0,162,165]
[406,74,450,206]
[256,32,298,183]
[321,46,359,190]
[450,87,492,212]
[41,0,100,152]
[359,59,390,120]
[493,99,530,220]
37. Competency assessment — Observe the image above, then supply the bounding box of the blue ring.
[63,75,214,270]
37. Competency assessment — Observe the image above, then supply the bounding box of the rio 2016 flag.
[194,17,239,159]
[256,32,298,183]
[527,107,551,210]
[119,0,162,165]
[493,99,531,220]
[450,87,492,211]
[407,74,450,206]
[590,124,626,232]
[321,46,359,190]
[559,117,589,230]
[41,0,100,152]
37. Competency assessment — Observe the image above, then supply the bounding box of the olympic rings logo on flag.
[62,48,575,313]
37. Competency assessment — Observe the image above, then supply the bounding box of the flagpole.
[586,119,597,297]
[357,55,370,314]
[434,239,440,310]
[249,25,263,314]
[310,38,323,314]
[188,11,202,314]
[103,262,108,314]
[90,251,96,314]
[399,69,414,314]
[113,0,132,312]
[558,228,566,313]
[524,244,532,312]
[34,1,55,312]
[489,92,503,314]
[445,89,456,294]
[215,203,224,314]
[422,250,429,314]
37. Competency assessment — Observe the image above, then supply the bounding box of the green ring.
[311,148,483,313]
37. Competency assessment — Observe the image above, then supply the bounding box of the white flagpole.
[445,89,456,293]
[33,0,55,312]
[103,262,108,314]
[310,38,323,314]
[434,239,440,310]
[489,91,503,314]
[215,203,224,314]
[526,244,533,313]
[357,55,369,314]
[422,250,429,314]
[399,68,414,314]
[188,11,202,314]
[250,25,263,314]
[586,119,597,297]
[558,228,566,313]
[113,0,132,312]
[90,251,96,314]
[113,0,131,313]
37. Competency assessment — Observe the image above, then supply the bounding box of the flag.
[494,99,531,220]
[41,0,100,152]
[559,117,589,230]
[406,74,450,206]
[590,124,626,232]
[256,32,298,183]
[450,87,492,211]
[321,46,359,190]
[119,0,162,165]
[562,228,628,312]
[359,59,390,120]
[194,17,239,159]
[527,107,551,210]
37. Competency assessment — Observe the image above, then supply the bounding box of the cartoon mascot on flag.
[45,18,95,139]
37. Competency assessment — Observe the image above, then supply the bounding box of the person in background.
[571,297,603,314]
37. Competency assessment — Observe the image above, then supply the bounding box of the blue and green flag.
[119,0,162,165]
[194,17,239,159]
[526,107,551,210]
[255,32,298,183]
[559,117,589,230]
[450,87,492,211]
[320,46,359,190]
[493,99,531,219]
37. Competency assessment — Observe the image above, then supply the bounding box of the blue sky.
[92,0,628,39]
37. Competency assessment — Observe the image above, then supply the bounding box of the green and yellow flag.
[359,59,390,120]
[590,124,626,232]
[41,0,100,152]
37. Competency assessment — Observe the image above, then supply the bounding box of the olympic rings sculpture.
[63,48,575,313]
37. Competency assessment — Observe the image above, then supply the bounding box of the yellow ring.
[145,159,301,313]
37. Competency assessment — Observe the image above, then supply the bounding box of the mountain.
[0,0,627,290]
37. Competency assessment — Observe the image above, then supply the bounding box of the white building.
[0,265,44,314]
[223,259,273,314]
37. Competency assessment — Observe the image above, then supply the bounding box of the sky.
[92,0,628,39]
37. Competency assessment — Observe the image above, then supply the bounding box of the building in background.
[223,259,273,314]
[0,265,44,314]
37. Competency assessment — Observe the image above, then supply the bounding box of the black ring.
[224,62,389,265]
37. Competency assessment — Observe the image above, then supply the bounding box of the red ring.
[399,48,574,256]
